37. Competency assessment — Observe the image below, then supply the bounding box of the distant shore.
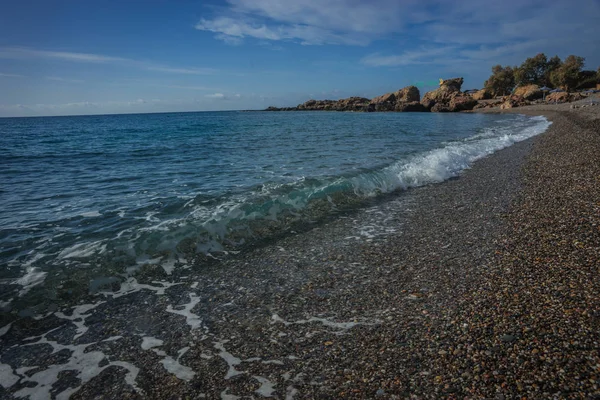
[264,77,599,114]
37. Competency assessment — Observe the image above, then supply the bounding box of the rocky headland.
[265,78,596,113]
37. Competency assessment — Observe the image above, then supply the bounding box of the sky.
[0,0,599,117]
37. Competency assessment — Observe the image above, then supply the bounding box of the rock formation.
[545,92,584,103]
[294,97,371,112]
[369,86,422,111]
[472,89,492,100]
[513,84,543,101]
[420,77,478,112]
[500,95,530,109]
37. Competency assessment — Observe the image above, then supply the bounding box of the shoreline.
[1,108,599,398]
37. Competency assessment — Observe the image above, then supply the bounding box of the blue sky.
[1,0,599,117]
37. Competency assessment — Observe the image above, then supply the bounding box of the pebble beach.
[1,104,599,399]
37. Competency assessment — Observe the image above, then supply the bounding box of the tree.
[550,55,585,91]
[544,55,562,86]
[514,53,548,86]
[484,65,515,96]
[576,70,598,89]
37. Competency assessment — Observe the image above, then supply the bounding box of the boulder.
[431,103,451,112]
[545,92,569,103]
[337,96,370,111]
[500,95,529,109]
[394,86,420,103]
[449,96,478,111]
[370,92,396,105]
[472,89,492,101]
[370,86,421,111]
[421,77,464,111]
[395,101,427,112]
[545,92,583,104]
[440,77,464,91]
[514,84,543,101]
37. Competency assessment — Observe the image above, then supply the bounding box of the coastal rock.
[431,103,451,112]
[294,97,371,111]
[337,96,371,111]
[370,92,396,105]
[395,86,420,103]
[545,92,584,103]
[370,86,421,112]
[421,77,465,112]
[267,85,422,112]
[395,101,427,112]
[513,84,543,101]
[449,96,478,111]
[439,77,464,92]
[472,89,492,101]
[545,92,569,103]
[500,95,529,109]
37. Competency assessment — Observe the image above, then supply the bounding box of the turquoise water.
[0,111,550,307]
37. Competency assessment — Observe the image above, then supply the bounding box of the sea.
[0,111,551,312]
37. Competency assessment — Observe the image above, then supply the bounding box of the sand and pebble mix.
[1,104,599,399]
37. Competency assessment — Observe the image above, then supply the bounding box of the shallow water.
[0,111,550,308]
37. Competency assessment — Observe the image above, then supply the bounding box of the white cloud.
[146,66,217,75]
[205,93,226,99]
[194,0,600,74]
[158,84,220,91]
[0,47,126,63]
[361,47,456,67]
[46,76,84,83]
[0,72,24,78]
[195,0,413,45]
[0,46,217,76]
[195,16,367,45]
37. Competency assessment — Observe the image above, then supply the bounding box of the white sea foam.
[13,266,48,296]
[0,322,12,337]
[350,116,551,196]
[271,313,381,333]
[80,211,102,217]
[55,302,104,340]
[0,363,19,388]
[158,347,195,381]
[141,336,164,350]
[166,293,204,330]
[253,375,277,397]
[58,240,107,259]
[13,334,140,400]
[214,341,243,379]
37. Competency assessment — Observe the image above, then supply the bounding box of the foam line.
[166,293,204,330]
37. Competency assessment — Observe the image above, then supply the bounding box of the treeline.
[484,53,599,96]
